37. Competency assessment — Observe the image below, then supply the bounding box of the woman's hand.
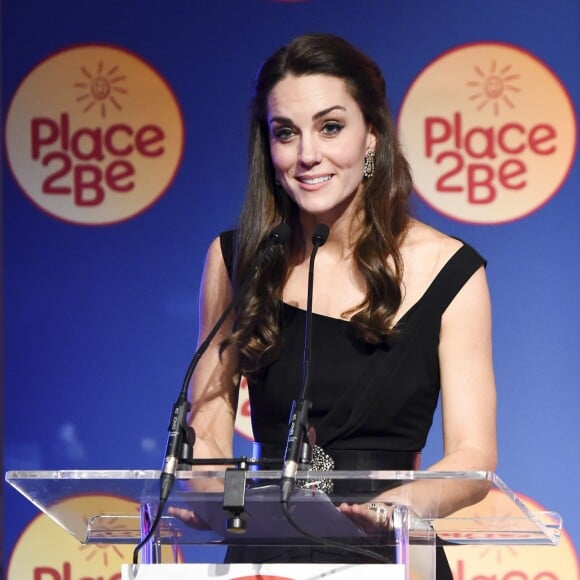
[167,506,211,530]
[338,501,393,534]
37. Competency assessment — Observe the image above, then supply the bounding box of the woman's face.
[267,74,376,224]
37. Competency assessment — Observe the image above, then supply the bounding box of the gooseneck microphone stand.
[278,224,390,564]
[280,223,329,504]
[132,223,290,565]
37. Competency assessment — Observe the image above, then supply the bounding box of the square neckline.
[281,243,471,330]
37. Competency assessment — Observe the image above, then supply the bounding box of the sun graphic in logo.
[79,543,125,567]
[467,60,520,115]
[74,61,127,118]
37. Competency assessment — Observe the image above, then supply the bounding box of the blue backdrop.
[2,0,579,576]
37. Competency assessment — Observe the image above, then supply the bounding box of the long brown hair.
[229,33,413,376]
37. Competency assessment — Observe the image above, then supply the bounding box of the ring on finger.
[367,502,388,525]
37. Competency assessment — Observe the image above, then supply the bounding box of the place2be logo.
[398,42,577,224]
[4,44,184,225]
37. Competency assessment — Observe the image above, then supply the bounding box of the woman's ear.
[366,126,378,151]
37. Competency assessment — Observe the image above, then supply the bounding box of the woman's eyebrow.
[269,105,347,126]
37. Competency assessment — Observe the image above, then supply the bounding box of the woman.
[186,33,497,576]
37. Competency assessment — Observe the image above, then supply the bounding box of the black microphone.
[281,223,329,504]
[160,222,291,503]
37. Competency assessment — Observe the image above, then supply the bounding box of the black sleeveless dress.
[219,230,486,577]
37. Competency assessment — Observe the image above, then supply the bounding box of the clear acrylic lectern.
[5,469,562,579]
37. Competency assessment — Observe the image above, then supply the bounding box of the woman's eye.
[321,121,344,136]
[273,127,295,142]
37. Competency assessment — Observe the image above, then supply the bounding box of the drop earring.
[363,150,375,179]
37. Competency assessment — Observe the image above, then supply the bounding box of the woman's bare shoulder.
[401,220,464,272]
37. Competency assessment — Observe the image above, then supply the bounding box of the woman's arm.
[409,263,498,517]
[188,236,241,462]
[168,237,239,524]
[341,261,498,522]
[432,263,498,472]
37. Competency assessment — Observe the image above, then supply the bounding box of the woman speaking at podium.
[183,33,497,579]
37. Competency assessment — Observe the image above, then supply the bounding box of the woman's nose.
[298,135,322,167]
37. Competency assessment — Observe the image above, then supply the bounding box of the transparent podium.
[5,468,562,579]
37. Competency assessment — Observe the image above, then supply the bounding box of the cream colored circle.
[399,43,576,224]
[5,45,184,225]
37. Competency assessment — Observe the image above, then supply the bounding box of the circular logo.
[441,489,579,578]
[399,42,577,224]
[4,44,184,225]
[6,494,182,579]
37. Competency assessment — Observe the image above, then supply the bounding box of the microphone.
[281,223,329,504]
[160,222,291,503]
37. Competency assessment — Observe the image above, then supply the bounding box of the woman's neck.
[298,204,363,259]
